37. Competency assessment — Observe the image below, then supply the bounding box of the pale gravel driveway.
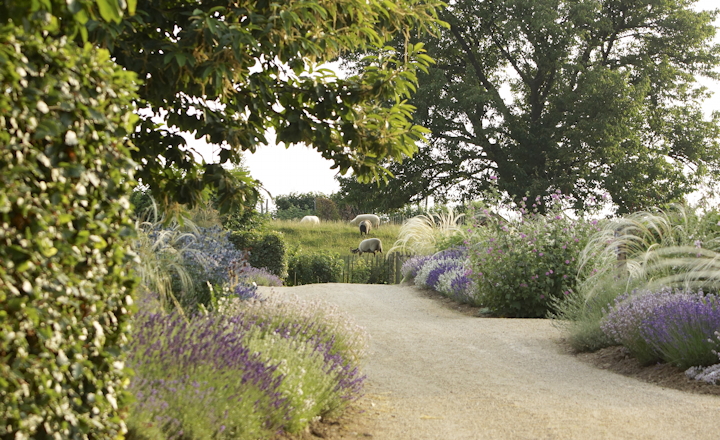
[259,283,720,440]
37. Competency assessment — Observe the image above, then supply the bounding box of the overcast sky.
[189,0,720,202]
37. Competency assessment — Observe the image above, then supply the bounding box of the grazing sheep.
[300,215,320,225]
[350,214,380,228]
[351,238,383,255]
[359,220,371,236]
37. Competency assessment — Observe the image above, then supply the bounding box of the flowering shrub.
[127,294,368,439]
[401,255,433,281]
[407,247,477,303]
[601,288,720,367]
[235,266,284,287]
[467,193,598,317]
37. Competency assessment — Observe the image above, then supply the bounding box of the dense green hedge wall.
[0,29,139,438]
[286,252,343,286]
[229,230,288,278]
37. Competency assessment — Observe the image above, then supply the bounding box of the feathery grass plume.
[388,209,466,255]
[576,203,720,300]
[133,212,200,315]
[548,272,624,352]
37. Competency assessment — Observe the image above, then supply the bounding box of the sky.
[189,0,720,203]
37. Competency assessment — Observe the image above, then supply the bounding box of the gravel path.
[260,283,720,440]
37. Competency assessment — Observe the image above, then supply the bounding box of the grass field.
[268,219,402,255]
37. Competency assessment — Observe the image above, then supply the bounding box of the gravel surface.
[261,283,720,440]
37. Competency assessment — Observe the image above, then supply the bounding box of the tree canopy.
[84,0,444,213]
[339,0,720,214]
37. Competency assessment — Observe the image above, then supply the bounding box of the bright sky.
[188,0,720,202]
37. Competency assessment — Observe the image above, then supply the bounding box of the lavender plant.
[127,312,287,439]
[601,288,677,364]
[600,287,720,367]
[127,293,369,439]
[467,192,599,318]
[639,292,720,368]
[400,255,434,281]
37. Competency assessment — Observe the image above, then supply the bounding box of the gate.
[340,252,414,285]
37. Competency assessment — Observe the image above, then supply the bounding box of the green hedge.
[229,230,288,278]
[0,29,139,438]
[287,252,343,286]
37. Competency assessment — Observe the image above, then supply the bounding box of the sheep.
[359,220,371,236]
[300,215,320,225]
[349,214,380,229]
[351,238,383,255]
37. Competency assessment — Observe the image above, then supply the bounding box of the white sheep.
[351,238,383,255]
[349,214,380,228]
[359,220,371,236]
[300,215,320,225]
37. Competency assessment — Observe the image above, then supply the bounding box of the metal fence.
[339,252,414,285]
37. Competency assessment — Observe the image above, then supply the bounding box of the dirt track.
[260,283,720,440]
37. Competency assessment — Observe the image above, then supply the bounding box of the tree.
[340,0,720,214]
[85,0,444,213]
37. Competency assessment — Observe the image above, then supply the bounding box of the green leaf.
[96,0,122,23]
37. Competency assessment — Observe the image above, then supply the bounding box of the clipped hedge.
[287,252,343,286]
[0,29,139,438]
[229,230,288,279]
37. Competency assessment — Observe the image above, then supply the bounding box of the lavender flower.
[640,292,720,368]
[601,287,720,367]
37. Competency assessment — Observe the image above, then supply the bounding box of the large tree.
[84,0,443,213]
[339,0,720,214]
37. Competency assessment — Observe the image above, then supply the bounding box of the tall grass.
[556,203,720,353]
[576,203,720,300]
[387,210,466,255]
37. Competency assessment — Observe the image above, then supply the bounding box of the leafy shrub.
[0,30,139,438]
[467,193,597,318]
[316,196,340,221]
[229,230,288,278]
[287,252,343,286]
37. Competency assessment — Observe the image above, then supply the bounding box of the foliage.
[87,0,444,213]
[0,28,139,438]
[401,255,434,281]
[467,193,599,318]
[127,292,367,439]
[601,288,720,368]
[229,230,289,279]
[316,196,341,221]
[339,0,720,214]
[287,252,344,286]
[388,209,466,255]
[274,205,316,221]
[275,192,320,213]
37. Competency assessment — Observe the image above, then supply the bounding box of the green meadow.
[268,219,402,255]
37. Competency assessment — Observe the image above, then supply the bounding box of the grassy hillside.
[269,219,402,255]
